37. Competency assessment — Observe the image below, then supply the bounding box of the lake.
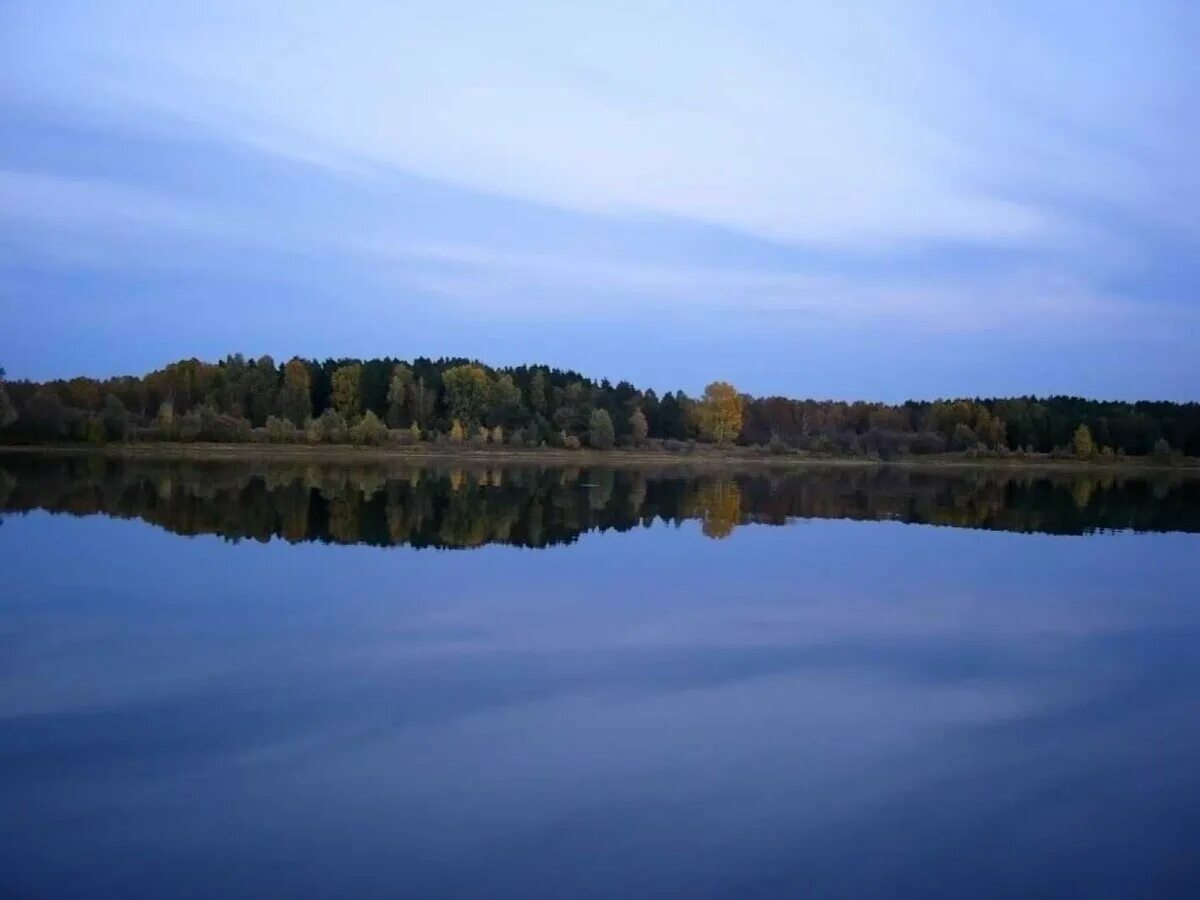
[2,453,1199,898]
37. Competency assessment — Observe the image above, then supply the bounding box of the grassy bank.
[2,442,1197,474]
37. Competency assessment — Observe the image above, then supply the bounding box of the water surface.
[2,454,1198,898]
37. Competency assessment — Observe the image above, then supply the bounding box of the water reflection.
[1,452,1198,546]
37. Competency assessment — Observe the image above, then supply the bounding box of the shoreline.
[2,442,1196,474]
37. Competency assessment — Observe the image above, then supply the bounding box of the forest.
[0,355,1197,459]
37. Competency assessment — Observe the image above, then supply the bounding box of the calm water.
[2,454,1199,899]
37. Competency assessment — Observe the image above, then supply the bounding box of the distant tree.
[408,376,436,428]
[0,366,16,428]
[527,370,547,416]
[409,421,422,443]
[491,425,504,444]
[24,388,74,440]
[156,400,174,426]
[386,363,413,427]
[1153,437,1171,460]
[331,364,363,421]
[281,358,312,426]
[628,408,648,445]
[1073,424,1095,459]
[443,364,491,427]
[698,382,743,444]
[589,408,615,450]
[657,391,688,440]
[101,394,130,441]
[951,423,978,451]
[86,417,106,445]
[488,373,523,426]
[975,411,1007,448]
[245,355,278,426]
[449,419,466,443]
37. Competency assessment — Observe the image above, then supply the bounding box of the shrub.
[307,409,348,444]
[177,405,252,442]
[265,415,297,443]
[389,428,415,447]
[909,432,947,455]
[350,410,388,445]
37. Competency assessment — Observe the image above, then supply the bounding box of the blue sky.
[1,1,1197,400]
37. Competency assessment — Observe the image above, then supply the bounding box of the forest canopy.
[0,355,1196,458]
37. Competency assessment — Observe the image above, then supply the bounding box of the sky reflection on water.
[2,465,1198,899]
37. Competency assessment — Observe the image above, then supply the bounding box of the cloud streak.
[1,0,1197,397]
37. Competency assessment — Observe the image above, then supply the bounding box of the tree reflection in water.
[1,454,1198,548]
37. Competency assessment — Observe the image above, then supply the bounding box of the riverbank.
[2,442,1196,474]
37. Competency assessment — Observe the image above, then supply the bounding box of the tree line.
[0,356,1196,458]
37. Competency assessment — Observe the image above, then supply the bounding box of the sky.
[1,0,1197,401]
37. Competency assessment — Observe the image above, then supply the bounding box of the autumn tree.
[449,419,466,443]
[443,365,491,427]
[589,408,615,450]
[331,363,363,421]
[1073,424,1095,459]
[281,358,312,426]
[698,382,743,444]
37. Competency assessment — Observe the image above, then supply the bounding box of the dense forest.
[3,457,1197,544]
[0,355,1197,458]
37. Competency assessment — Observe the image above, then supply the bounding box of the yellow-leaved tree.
[331,363,362,421]
[698,382,743,444]
[1073,424,1095,459]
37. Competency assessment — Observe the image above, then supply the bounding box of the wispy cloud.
[1,1,1197,395]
